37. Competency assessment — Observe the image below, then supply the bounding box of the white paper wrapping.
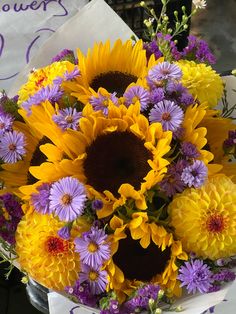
[8,0,137,97]
[0,0,89,92]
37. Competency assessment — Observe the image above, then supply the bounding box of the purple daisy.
[149,87,165,104]
[178,259,213,294]
[212,270,236,282]
[181,160,208,188]
[64,67,80,81]
[166,81,195,107]
[181,142,200,159]
[52,108,82,131]
[91,199,103,211]
[89,92,118,116]
[148,61,182,83]
[0,130,26,163]
[31,183,51,215]
[79,264,108,295]
[58,225,71,240]
[75,226,110,268]
[149,100,184,131]
[123,86,150,111]
[21,84,63,114]
[51,49,75,63]
[0,112,14,136]
[49,177,87,222]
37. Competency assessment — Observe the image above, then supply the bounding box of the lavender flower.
[21,84,63,114]
[92,199,103,211]
[0,112,14,136]
[64,67,80,81]
[181,142,200,159]
[166,81,194,107]
[79,264,108,295]
[58,225,71,240]
[65,281,98,307]
[75,226,110,268]
[31,183,51,215]
[223,130,236,152]
[181,160,208,188]
[178,259,213,294]
[53,108,82,131]
[123,86,150,111]
[0,130,26,163]
[51,49,75,63]
[149,87,165,104]
[148,62,182,83]
[89,92,118,116]
[212,270,236,282]
[149,100,184,131]
[49,177,87,222]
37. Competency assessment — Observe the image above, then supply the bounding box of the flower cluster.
[0,1,235,313]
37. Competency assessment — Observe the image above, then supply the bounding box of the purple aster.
[75,226,110,268]
[21,84,63,114]
[31,183,51,214]
[91,199,103,211]
[0,112,14,136]
[123,86,150,111]
[212,270,236,282]
[65,281,98,307]
[79,264,108,295]
[0,130,26,163]
[149,87,165,104]
[181,160,208,188]
[223,130,236,152]
[58,225,71,240]
[181,142,200,159]
[178,259,213,294]
[89,92,118,116]
[160,160,189,197]
[148,62,182,83]
[166,81,194,107]
[51,49,75,63]
[49,177,87,222]
[143,40,162,61]
[64,67,80,81]
[149,100,184,131]
[52,107,82,131]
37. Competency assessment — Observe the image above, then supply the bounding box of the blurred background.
[0,0,236,313]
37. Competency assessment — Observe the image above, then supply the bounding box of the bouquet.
[0,0,236,313]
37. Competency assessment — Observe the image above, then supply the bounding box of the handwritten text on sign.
[0,0,88,92]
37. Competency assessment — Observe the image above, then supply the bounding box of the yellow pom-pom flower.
[177,60,224,108]
[168,174,236,260]
[15,212,81,290]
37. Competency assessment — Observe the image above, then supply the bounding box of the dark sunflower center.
[83,131,152,197]
[27,137,51,185]
[113,232,171,281]
[90,71,138,97]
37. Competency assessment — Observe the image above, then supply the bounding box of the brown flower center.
[61,194,72,205]
[162,112,171,121]
[83,131,152,197]
[27,137,51,184]
[8,143,16,151]
[0,122,5,129]
[206,214,226,233]
[113,232,171,281]
[90,71,138,97]
[46,236,69,255]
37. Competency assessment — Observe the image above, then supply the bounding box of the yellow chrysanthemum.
[15,211,81,291]
[177,60,224,108]
[63,39,156,104]
[168,174,236,260]
[18,61,76,104]
[105,213,187,301]
[29,103,172,218]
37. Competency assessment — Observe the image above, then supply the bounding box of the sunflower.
[105,213,187,301]
[168,174,236,260]
[177,60,223,108]
[0,101,66,197]
[15,211,81,290]
[63,40,155,104]
[29,103,172,218]
[17,61,76,104]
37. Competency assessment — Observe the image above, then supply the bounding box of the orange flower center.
[88,270,98,281]
[46,236,69,255]
[8,143,16,151]
[162,112,171,121]
[206,214,226,233]
[65,116,73,123]
[87,242,98,253]
[61,194,72,205]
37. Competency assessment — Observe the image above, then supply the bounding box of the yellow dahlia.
[63,39,155,104]
[18,61,76,104]
[177,60,224,108]
[29,103,172,218]
[15,211,81,290]
[105,213,187,301]
[168,174,236,260]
